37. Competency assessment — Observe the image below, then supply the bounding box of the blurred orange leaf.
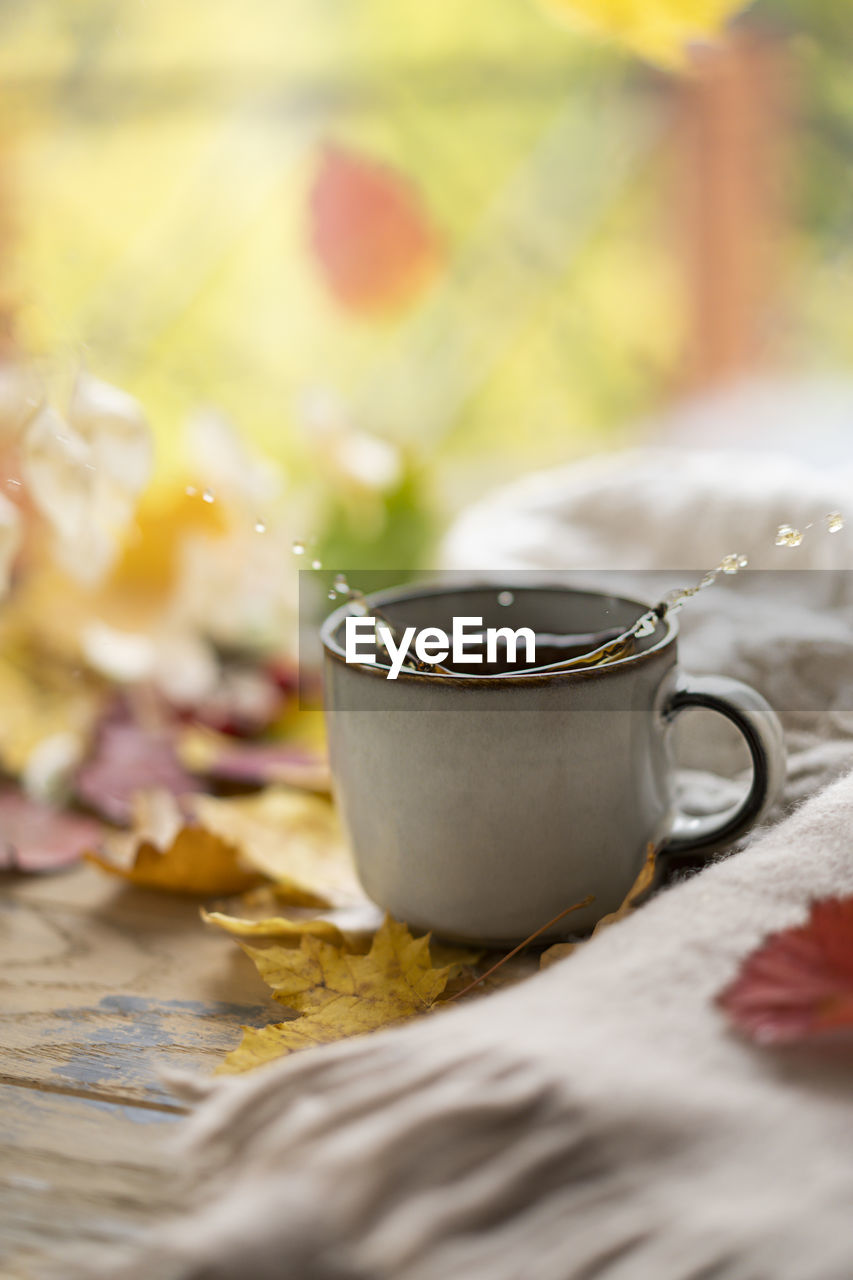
[309,144,441,317]
[87,826,262,896]
[86,791,263,895]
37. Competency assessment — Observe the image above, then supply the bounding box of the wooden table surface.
[0,863,281,1279]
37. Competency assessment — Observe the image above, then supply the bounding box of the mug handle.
[659,673,786,856]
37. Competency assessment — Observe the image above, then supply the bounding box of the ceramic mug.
[321,583,786,945]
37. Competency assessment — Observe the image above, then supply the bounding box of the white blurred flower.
[81,620,218,706]
[22,405,93,540]
[69,371,153,515]
[299,385,402,493]
[171,523,298,651]
[23,730,84,804]
[20,373,153,586]
[0,363,42,444]
[186,408,282,511]
[332,430,402,491]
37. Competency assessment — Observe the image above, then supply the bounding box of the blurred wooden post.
[674,23,793,390]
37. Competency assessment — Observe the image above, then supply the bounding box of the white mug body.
[321,584,784,945]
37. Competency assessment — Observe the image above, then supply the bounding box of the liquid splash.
[325,508,845,677]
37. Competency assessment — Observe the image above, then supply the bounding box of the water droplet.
[202,489,215,504]
[719,553,748,574]
[497,590,514,607]
[254,520,266,534]
[185,485,197,496]
[333,573,348,594]
[327,589,337,600]
[311,559,322,570]
[827,511,844,534]
[633,613,658,637]
[775,524,803,547]
[292,540,306,556]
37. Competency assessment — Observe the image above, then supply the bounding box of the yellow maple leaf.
[202,909,355,948]
[86,790,264,895]
[219,917,455,1072]
[193,788,363,908]
[203,902,481,968]
[535,0,748,67]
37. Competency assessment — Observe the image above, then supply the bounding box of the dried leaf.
[178,726,330,792]
[202,898,383,948]
[76,706,197,824]
[0,640,103,779]
[540,843,656,969]
[203,910,351,947]
[0,788,103,873]
[86,791,263,895]
[717,896,853,1045]
[193,788,362,907]
[535,0,745,66]
[219,917,454,1072]
[310,145,441,316]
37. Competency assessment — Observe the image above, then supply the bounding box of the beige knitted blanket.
[112,769,853,1280]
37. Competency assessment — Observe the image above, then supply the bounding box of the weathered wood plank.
[0,1081,178,1278]
[0,865,280,1106]
[0,862,286,1276]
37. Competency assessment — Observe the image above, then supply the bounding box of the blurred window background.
[0,0,849,564]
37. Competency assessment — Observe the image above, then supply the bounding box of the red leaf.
[717,897,853,1044]
[309,144,441,316]
[0,789,103,873]
[76,708,197,825]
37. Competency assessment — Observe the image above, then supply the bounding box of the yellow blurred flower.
[534,0,748,66]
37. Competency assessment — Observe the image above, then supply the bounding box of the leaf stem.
[445,894,594,1002]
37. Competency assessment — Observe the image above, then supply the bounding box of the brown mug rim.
[320,581,677,687]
